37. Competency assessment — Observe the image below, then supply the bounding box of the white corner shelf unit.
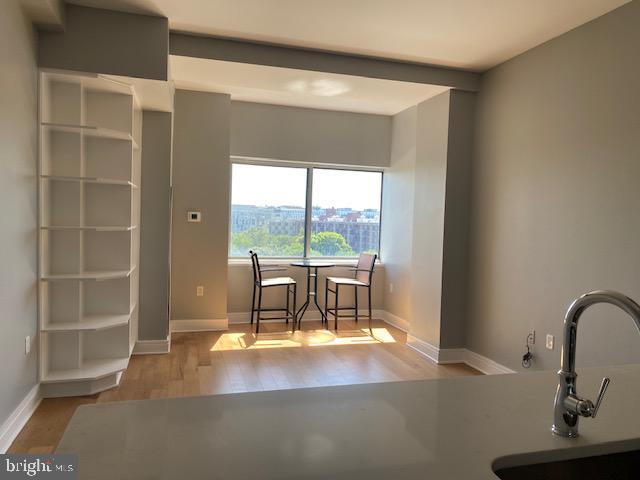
[38,70,142,398]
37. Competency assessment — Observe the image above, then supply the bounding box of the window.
[310,168,382,257]
[229,164,307,257]
[229,163,382,258]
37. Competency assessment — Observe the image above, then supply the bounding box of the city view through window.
[229,163,382,257]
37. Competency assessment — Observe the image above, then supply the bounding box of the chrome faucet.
[552,290,640,437]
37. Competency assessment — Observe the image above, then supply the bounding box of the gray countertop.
[57,365,640,479]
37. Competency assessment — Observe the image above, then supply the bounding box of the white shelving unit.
[38,70,142,398]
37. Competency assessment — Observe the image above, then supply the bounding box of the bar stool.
[324,253,377,334]
[250,250,297,334]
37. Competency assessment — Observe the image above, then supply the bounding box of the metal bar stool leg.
[285,284,290,325]
[256,287,263,334]
[324,278,329,328]
[368,285,373,335]
[355,285,359,325]
[334,284,339,331]
[292,283,297,332]
[251,282,256,325]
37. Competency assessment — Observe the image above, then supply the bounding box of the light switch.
[188,211,201,223]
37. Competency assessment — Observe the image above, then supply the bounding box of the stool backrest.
[355,253,377,285]
[249,250,262,284]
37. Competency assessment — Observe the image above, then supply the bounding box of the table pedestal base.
[295,266,330,328]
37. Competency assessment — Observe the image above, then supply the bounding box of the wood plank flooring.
[9,319,480,454]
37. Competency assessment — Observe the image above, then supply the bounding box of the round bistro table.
[290,260,335,327]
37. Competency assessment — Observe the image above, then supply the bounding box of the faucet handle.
[591,377,610,418]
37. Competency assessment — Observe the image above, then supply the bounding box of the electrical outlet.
[546,334,554,350]
[529,330,536,345]
[389,283,394,294]
[196,286,204,297]
[25,335,31,355]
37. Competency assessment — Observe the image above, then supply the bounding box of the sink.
[493,449,640,479]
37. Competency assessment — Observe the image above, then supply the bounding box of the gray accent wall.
[170,32,480,91]
[39,4,169,80]
[230,101,391,167]
[382,91,475,348]
[468,0,640,370]
[139,111,172,340]
[440,91,475,348]
[409,93,452,347]
[0,0,38,428]
[171,90,231,322]
[380,106,417,322]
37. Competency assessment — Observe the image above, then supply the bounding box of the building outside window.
[229,162,382,258]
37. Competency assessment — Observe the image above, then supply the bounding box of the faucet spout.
[552,290,640,437]
[560,291,640,374]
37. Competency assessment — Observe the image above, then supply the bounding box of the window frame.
[228,156,384,260]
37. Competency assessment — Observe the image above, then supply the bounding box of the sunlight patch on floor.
[210,328,396,351]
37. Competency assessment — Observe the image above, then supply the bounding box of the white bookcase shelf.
[41,122,139,148]
[41,225,137,232]
[42,308,135,332]
[41,266,136,281]
[42,357,130,383]
[38,70,142,397]
[41,175,138,188]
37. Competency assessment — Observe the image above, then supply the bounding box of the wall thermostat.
[187,211,201,223]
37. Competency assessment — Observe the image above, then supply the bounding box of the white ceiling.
[170,57,448,115]
[69,0,629,71]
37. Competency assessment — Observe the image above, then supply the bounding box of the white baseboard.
[0,384,42,453]
[464,350,516,375]
[228,312,250,324]
[438,347,469,364]
[133,335,171,354]
[170,318,228,332]
[406,334,440,363]
[378,310,409,332]
[406,333,515,375]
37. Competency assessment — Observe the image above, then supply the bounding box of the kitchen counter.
[57,365,640,479]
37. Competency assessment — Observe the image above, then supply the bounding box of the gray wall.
[39,4,168,80]
[0,0,38,432]
[171,90,231,322]
[139,111,172,340]
[379,106,417,322]
[468,0,640,371]
[440,90,475,348]
[384,91,475,348]
[230,101,391,167]
[409,92,451,347]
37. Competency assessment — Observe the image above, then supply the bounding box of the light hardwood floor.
[9,319,480,453]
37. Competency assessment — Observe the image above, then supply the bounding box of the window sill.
[228,258,383,267]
